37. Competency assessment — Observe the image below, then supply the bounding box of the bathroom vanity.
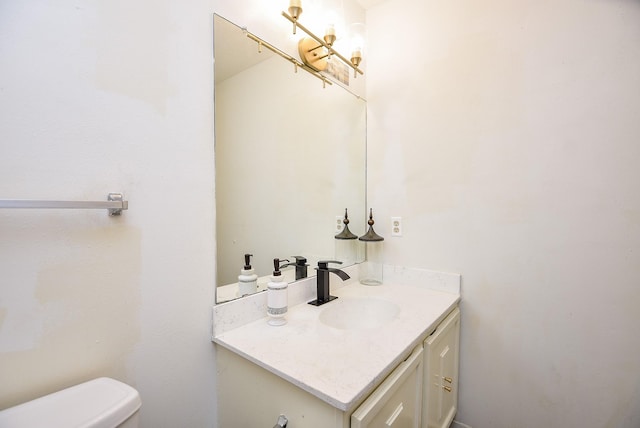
[213,267,460,427]
[211,14,460,427]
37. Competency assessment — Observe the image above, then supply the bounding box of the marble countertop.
[213,278,460,411]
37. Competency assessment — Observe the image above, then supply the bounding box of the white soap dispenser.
[238,253,258,297]
[267,258,288,326]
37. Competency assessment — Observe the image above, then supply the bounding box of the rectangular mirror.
[214,14,366,303]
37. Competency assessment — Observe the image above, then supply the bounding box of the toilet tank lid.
[0,377,141,428]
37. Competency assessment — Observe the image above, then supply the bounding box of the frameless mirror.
[214,14,366,303]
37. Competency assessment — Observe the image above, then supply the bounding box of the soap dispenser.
[238,253,258,297]
[267,258,288,326]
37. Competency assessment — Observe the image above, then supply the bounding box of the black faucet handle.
[317,260,343,269]
[292,255,308,266]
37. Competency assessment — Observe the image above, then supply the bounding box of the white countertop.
[213,279,460,411]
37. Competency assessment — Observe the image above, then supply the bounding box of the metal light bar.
[246,32,333,87]
[0,193,128,216]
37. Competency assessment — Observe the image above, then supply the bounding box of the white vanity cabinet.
[216,344,425,428]
[423,307,460,428]
[218,345,424,428]
[217,345,353,427]
[351,345,424,428]
[213,278,461,428]
[216,306,460,428]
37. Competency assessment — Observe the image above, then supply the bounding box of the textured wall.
[0,0,366,426]
[366,1,640,427]
[0,0,217,426]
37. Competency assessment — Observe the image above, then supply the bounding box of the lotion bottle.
[267,258,288,326]
[238,253,258,297]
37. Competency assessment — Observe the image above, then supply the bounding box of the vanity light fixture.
[282,0,365,78]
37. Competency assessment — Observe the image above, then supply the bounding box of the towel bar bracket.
[108,193,127,216]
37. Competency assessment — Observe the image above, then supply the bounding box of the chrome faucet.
[308,260,350,306]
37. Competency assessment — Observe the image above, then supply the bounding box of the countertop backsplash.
[212,264,460,337]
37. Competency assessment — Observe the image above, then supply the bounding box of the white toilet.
[0,377,141,428]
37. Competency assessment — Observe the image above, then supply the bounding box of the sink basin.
[319,297,400,330]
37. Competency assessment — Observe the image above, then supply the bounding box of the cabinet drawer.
[351,345,424,428]
[424,307,460,428]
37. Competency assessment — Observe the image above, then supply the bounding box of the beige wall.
[7,0,638,426]
[0,0,365,426]
[366,0,640,427]
[0,0,217,426]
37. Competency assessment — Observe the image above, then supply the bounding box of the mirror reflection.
[214,14,366,304]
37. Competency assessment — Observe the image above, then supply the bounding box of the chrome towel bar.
[0,193,128,216]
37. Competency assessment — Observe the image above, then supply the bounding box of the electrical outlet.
[335,216,344,233]
[391,217,402,237]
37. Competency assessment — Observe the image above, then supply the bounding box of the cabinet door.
[423,307,460,428]
[351,345,423,428]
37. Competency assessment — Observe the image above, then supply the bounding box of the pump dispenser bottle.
[267,258,288,326]
[238,253,258,297]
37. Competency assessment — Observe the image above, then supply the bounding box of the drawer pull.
[443,385,452,392]
[444,377,453,383]
[385,402,404,427]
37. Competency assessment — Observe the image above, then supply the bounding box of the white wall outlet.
[335,216,344,233]
[391,217,402,237]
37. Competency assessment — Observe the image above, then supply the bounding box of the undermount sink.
[319,297,400,330]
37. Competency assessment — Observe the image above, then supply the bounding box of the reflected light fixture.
[349,22,365,72]
[282,0,364,78]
